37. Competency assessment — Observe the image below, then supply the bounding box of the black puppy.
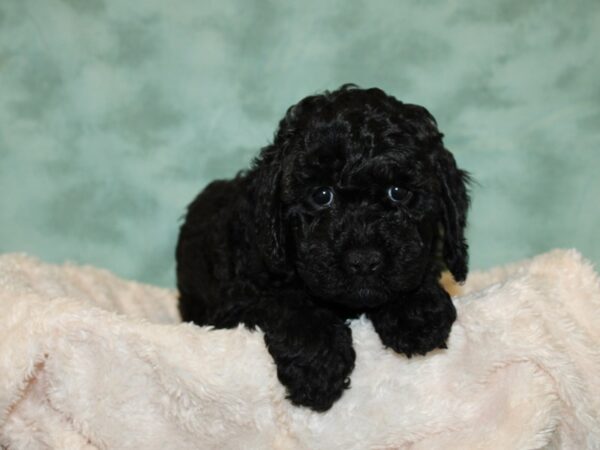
[177,85,470,412]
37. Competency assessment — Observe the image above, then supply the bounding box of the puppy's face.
[254,87,469,309]
[280,121,441,308]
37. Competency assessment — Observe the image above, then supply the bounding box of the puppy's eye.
[387,186,413,204]
[311,187,334,207]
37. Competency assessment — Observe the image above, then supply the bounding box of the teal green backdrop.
[1,0,599,287]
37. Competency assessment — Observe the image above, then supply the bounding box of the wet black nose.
[343,249,383,275]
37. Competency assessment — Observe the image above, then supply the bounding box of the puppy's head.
[252,85,469,308]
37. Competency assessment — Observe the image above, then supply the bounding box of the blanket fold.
[1,250,599,449]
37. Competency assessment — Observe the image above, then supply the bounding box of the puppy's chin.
[299,273,389,309]
[336,287,390,309]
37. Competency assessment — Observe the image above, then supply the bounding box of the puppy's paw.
[265,320,355,412]
[369,284,456,358]
[374,312,453,357]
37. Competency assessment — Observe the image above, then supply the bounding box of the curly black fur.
[176,85,470,412]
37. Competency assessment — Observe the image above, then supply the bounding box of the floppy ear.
[251,144,288,273]
[402,104,471,282]
[434,147,471,282]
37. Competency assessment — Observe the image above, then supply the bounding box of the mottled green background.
[1,0,599,287]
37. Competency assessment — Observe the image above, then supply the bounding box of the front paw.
[369,285,456,358]
[265,321,355,412]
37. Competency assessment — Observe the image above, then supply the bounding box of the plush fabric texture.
[1,250,599,449]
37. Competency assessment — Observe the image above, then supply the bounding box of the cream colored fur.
[1,250,599,449]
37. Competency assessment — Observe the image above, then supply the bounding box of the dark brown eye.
[387,186,412,204]
[311,187,334,206]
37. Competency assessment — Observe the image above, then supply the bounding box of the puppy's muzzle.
[342,248,383,276]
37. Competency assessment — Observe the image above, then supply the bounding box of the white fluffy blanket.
[1,250,599,449]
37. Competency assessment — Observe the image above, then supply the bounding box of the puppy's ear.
[403,104,471,282]
[434,147,471,282]
[252,144,288,273]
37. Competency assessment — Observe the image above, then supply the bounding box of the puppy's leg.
[368,281,456,357]
[261,298,356,412]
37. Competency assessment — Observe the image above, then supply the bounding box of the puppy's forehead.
[297,122,432,186]
[303,117,409,157]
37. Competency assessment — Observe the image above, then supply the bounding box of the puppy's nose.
[343,249,383,275]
